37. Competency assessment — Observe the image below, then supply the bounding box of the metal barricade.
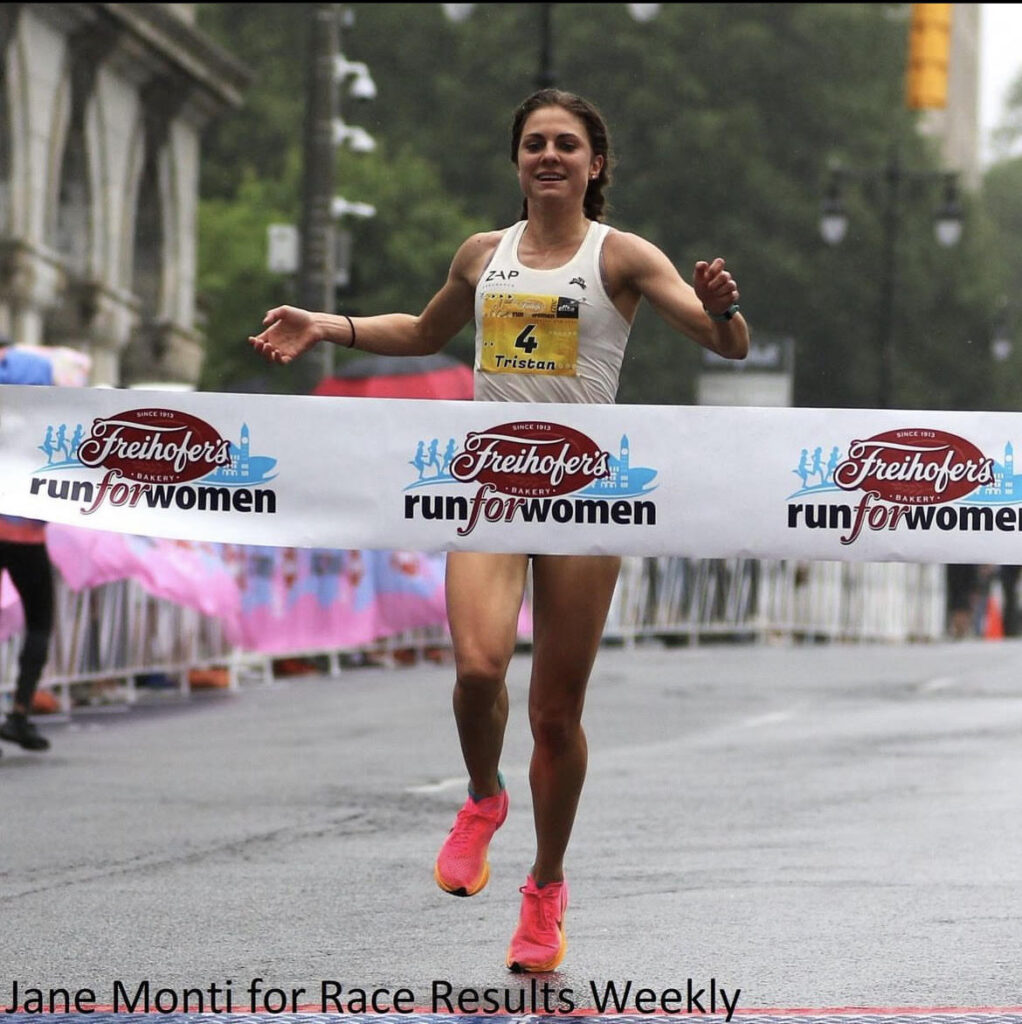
[601,558,946,645]
[1,576,237,712]
[1,558,950,714]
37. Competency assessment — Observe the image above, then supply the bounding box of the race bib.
[480,293,580,375]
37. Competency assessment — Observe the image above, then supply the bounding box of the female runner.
[249,87,749,972]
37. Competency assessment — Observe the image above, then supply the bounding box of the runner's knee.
[528,700,584,751]
[455,655,507,697]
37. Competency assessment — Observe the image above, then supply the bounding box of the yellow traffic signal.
[906,3,952,110]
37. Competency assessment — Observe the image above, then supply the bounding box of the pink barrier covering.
[225,545,449,654]
[2,526,533,654]
[0,571,24,640]
[45,527,453,654]
[46,525,245,646]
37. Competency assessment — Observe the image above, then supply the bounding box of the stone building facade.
[0,3,246,386]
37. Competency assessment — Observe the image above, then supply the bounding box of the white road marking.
[740,709,798,728]
[921,676,955,692]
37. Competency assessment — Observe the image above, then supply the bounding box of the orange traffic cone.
[985,582,1005,640]
[31,689,62,714]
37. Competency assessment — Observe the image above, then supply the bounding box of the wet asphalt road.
[2,638,1022,1013]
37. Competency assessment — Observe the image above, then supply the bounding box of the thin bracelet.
[342,313,356,348]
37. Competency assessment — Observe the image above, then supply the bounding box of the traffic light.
[906,3,952,110]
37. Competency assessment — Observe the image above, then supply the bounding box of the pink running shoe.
[506,874,568,973]
[434,786,509,897]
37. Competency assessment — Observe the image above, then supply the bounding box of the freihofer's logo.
[789,428,997,546]
[78,409,231,483]
[834,429,993,504]
[450,421,609,497]
[404,420,657,538]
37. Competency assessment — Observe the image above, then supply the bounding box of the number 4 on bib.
[515,325,539,354]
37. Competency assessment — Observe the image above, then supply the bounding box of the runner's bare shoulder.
[452,229,507,286]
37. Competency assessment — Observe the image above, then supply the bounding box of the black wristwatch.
[705,302,740,323]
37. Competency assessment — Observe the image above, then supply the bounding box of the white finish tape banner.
[1,384,1019,562]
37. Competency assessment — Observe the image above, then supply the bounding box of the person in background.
[0,336,55,753]
[945,563,980,639]
[249,88,748,972]
[1000,564,1020,638]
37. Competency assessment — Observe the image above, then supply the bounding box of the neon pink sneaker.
[506,874,568,972]
[434,786,509,897]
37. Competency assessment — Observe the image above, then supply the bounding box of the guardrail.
[1,558,948,713]
[1,577,246,712]
[606,558,944,645]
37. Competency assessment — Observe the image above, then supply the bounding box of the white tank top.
[473,219,632,404]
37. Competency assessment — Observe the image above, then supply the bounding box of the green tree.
[196,3,998,410]
[329,143,489,365]
[195,4,485,392]
[967,55,1022,413]
[982,160,1022,410]
[195,3,311,199]
[198,166,303,393]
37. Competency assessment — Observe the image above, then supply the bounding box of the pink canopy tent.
[313,353,473,400]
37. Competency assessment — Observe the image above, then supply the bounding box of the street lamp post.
[876,158,903,413]
[536,3,554,88]
[442,3,661,89]
[820,151,963,409]
[299,4,339,321]
[299,4,376,386]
